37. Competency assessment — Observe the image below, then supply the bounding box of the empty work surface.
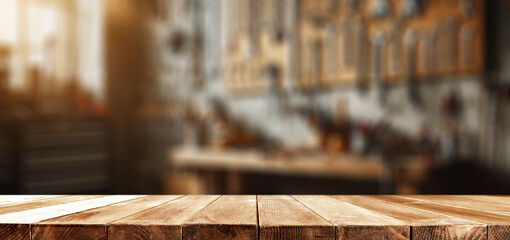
[0,195,509,239]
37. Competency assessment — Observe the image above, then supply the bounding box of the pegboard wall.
[220,0,484,94]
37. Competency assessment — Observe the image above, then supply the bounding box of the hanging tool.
[306,39,323,97]
[400,0,422,18]
[445,18,458,73]
[388,23,402,77]
[339,18,353,69]
[372,31,387,105]
[370,0,391,19]
[354,17,367,92]
[327,0,340,14]
[460,0,474,17]
[325,23,338,79]
[245,0,259,58]
[460,24,474,70]
[420,31,435,75]
[404,29,420,105]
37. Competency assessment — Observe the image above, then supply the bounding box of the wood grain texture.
[0,224,30,240]
[0,195,142,240]
[0,195,63,206]
[32,195,181,240]
[332,196,487,240]
[109,195,220,240]
[400,195,510,215]
[0,195,103,215]
[258,195,335,240]
[374,196,510,240]
[293,195,409,240]
[1,195,510,240]
[183,195,258,240]
[0,196,104,239]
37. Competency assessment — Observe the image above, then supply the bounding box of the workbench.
[169,149,425,194]
[171,149,386,181]
[0,195,508,239]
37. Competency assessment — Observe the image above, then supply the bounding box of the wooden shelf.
[0,195,509,239]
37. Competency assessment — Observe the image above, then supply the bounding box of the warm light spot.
[0,0,17,44]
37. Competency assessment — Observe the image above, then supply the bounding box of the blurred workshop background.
[0,0,509,195]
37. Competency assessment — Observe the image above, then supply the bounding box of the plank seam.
[256,195,260,240]
[105,195,186,225]
[181,195,223,239]
[28,196,146,238]
[396,195,510,217]
[324,195,405,224]
[290,195,336,233]
[365,196,486,225]
[0,196,66,208]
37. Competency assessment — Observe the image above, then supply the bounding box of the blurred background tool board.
[221,0,485,93]
[1,0,510,196]
[0,195,510,239]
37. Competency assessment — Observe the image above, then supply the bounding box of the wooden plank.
[32,195,182,240]
[398,195,510,215]
[0,195,103,215]
[258,195,335,240]
[109,195,220,240]
[0,195,63,206]
[0,195,142,240]
[376,196,510,240]
[332,196,487,240]
[183,195,257,240]
[293,195,409,240]
[0,195,104,240]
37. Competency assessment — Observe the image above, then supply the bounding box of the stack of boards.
[0,195,509,239]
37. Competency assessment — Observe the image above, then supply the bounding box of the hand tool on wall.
[285,0,299,93]
[344,0,361,12]
[340,16,365,72]
[263,0,284,42]
[460,0,474,17]
[273,0,285,42]
[370,0,391,19]
[420,31,435,75]
[265,64,283,116]
[433,23,445,73]
[388,23,402,77]
[400,0,422,18]
[460,24,474,70]
[305,39,323,94]
[354,17,367,92]
[339,18,353,69]
[445,17,458,73]
[262,0,271,31]
[404,29,420,105]
[372,31,387,105]
[312,39,323,90]
[220,0,228,52]
[226,0,238,52]
[327,0,340,14]
[325,23,338,78]
[246,0,259,58]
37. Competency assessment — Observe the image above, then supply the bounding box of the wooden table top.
[0,195,509,240]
